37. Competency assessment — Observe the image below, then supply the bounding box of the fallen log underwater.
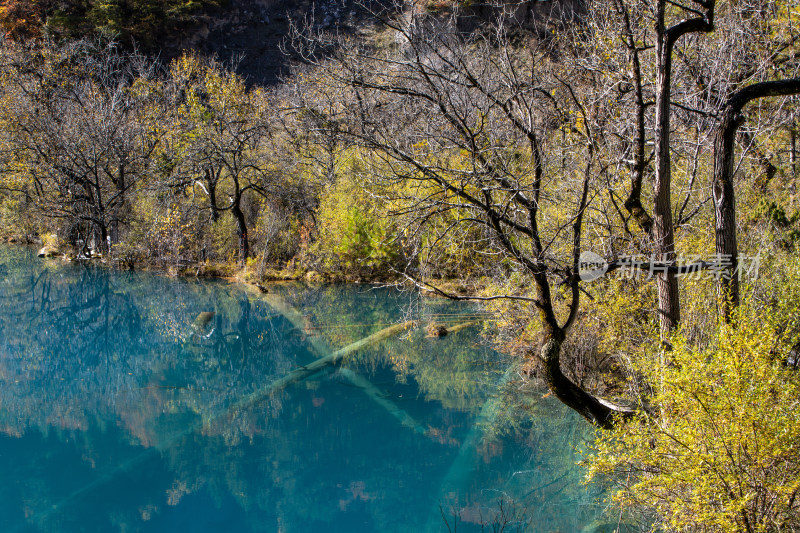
[424,362,519,532]
[226,318,419,424]
[445,319,481,335]
[253,292,483,436]
[255,292,427,434]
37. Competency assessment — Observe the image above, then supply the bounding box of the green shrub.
[334,207,400,274]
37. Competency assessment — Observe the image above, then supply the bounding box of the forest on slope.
[1,1,800,531]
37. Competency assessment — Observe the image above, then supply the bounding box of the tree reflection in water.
[0,246,608,533]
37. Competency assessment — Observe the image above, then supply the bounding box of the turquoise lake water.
[0,246,611,532]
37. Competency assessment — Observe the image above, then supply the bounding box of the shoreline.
[5,238,477,299]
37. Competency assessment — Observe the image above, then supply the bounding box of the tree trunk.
[653,5,681,336]
[110,164,126,247]
[713,108,742,321]
[207,178,220,223]
[792,127,798,181]
[232,199,249,265]
[652,0,715,336]
[714,78,800,321]
[618,0,653,234]
[97,223,109,256]
[531,271,633,428]
[539,330,632,429]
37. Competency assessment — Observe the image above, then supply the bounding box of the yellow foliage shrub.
[586,301,800,532]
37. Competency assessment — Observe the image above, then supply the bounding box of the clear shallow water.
[0,246,610,532]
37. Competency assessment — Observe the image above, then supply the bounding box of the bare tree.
[168,54,280,265]
[291,1,636,426]
[288,0,800,425]
[575,0,800,327]
[0,39,163,254]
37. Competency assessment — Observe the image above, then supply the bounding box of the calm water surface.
[0,246,610,532]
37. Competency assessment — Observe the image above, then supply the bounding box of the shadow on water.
[0,246,615,532]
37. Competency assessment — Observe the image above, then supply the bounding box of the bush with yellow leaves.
[586,300,800,532]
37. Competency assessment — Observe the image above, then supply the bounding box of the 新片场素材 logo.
[579,251,608,282]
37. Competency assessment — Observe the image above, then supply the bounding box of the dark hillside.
[0,0,385,83]
[0,0,580,83]
[182,0,380,84]
[177,0,582,83]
